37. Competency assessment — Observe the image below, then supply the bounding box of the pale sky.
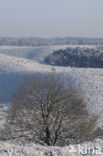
[0,0,103,38]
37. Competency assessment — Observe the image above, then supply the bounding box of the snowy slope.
[0,45,103,155]
[0,53,51,103]
[0,46,103,115]
[0,45,96,62]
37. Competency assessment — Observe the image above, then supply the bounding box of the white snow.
[0,45,103,114]
[0,45,103,155]
[0,45,96,62]
[0,50,103,117]
[0,138,102,156]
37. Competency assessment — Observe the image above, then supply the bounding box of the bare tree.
[3,74,99,146]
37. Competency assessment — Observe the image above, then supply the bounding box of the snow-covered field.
[0,45,103,155]
[0,139,102,156]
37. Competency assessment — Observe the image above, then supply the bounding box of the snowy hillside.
[0,45,95,62]
[0,46,103,116]
[0,45,103,155]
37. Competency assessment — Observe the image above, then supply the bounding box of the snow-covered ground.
[0,45,103,155]
[0,45,96,62]
[0,46,103,116]
[0,45,103,116]
[0,139,102,156]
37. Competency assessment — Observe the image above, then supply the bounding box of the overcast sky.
[0,0,103,38]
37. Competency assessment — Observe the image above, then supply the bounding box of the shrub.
[2,74,99,146]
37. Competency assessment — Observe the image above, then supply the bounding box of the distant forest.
[1,37,103,46]
[44,47,103,68]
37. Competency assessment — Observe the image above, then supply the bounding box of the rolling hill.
[0,46,102,117]
[0,45,103,155]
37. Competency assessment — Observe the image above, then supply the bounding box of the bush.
[1,74,99,146]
